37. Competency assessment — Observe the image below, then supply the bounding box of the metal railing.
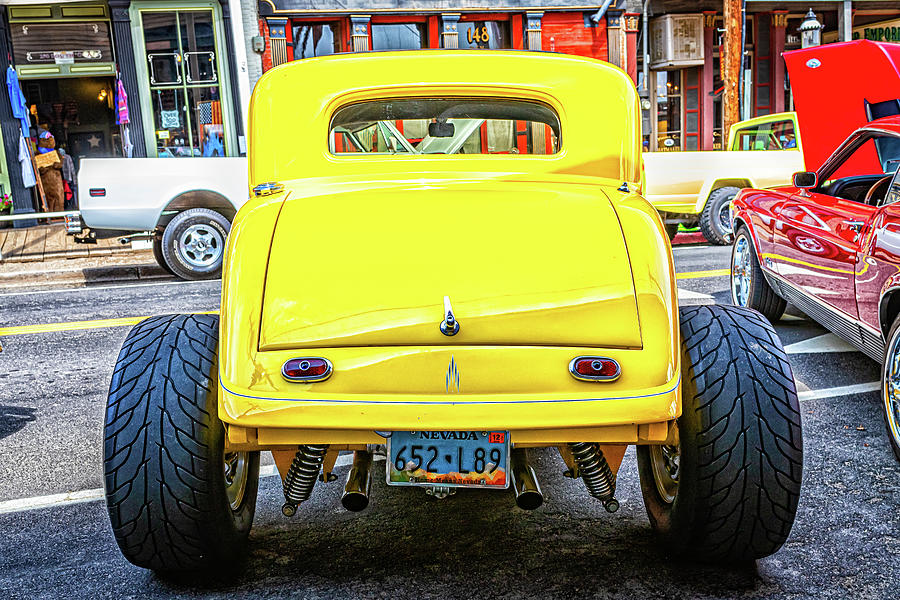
[0,210,80,222]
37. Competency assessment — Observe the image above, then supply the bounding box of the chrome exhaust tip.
[511,449,543,510]
[341,451,373,512]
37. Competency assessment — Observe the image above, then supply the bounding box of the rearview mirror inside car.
[792,171,817,188]
[428,120,455,138]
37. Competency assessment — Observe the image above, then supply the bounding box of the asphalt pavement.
[0,244,897,599]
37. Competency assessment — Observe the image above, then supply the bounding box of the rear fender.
[694,178,753,213]
[156,189,239,230]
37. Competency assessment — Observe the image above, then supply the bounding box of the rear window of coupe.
[329,97,561,156]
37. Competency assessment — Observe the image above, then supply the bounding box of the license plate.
[387,430,510,489]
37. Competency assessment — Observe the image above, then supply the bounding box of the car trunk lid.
[259,180,641,350]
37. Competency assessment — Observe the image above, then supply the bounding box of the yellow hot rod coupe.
[102,51,803,572]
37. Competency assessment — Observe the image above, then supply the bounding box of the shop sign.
[852,18,900,42]
[161,111,180,129]
[53,51,74,65]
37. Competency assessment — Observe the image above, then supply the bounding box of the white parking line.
[0,278,213,298]
[0,453,361,515]
[798,381,880,401]
[785,333,859,354]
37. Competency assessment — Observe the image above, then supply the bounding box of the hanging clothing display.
[6,66,30,137]
[18,134,35,188]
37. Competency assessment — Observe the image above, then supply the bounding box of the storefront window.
[452,21,511,49]
[141,10,227,157]
[371,23,425,50]
[656,71,681,151]
[293,22,341,59]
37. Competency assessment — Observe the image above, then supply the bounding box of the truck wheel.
[160,208,230,280]
[152,237,175,276]
[637,305,802,562]
[731,225,786,322]
[880,316,900,461]
[104,314,259,572]
[699,186,739,245]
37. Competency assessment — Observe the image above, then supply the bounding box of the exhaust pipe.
[510,449,543,510]
[341,450,373,512]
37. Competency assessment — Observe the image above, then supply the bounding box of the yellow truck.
[645,112,804,244]
[101,52,802,573]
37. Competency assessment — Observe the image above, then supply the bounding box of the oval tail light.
[282,357,333,382]
[569,356,620,382]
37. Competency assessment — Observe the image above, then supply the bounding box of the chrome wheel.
[883,331,900,451]
[224,451,249,511]
[649,443,680,504]
[178,223,224,269]
[731,234,752,307]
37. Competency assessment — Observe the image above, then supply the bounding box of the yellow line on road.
[676,268,730,280]
[0,312,218,337]
[0,269,729,337]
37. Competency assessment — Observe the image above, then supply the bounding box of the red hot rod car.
[730,41,900,460]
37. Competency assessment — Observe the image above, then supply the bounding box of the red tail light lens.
[282,357,333,382]
[569,357,620,382]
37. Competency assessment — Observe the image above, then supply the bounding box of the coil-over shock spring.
[568,442,619,513]
[281,444,328,517]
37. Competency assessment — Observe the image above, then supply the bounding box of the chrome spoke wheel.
[178,223,224,269]
[649,442,680,504]
[224,451,250,512]
[731,235,752,307]
[883,332,900,450]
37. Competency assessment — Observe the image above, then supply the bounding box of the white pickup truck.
[78,157,248,279]
[644,112,804,244]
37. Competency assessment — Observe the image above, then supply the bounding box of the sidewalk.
[0,224,167,289]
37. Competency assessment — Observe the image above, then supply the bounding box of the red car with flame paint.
[730,40,900,460]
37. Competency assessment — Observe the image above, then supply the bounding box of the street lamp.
[799,9,823,48]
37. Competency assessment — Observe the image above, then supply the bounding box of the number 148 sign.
[467,25,491,44]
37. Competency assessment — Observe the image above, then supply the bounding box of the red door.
[772,192,875,319]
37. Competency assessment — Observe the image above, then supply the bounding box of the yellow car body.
[219,50,679,450]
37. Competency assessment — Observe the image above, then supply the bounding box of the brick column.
[702,11,716,150]
[441,14,460,49]
[350,15,370,52]
[772,10,788,114]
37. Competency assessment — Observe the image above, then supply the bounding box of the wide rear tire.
[103,314,259,572]
[637,305,803,562]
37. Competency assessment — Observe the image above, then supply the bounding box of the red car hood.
[785,40,900,175]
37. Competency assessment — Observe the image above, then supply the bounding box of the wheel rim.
[883,331,900,450]
[717,197,735,237]
[731,234,752,307]
[649,443,680,504]
[224,451,249,511]
[178,223,224,269]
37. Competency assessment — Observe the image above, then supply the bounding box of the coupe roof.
[248,50,641,187]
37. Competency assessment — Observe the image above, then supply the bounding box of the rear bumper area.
[219,372,680,433]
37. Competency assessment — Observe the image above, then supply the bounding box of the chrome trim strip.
[220,373,679,406]
[281,357,334,383]
[763,269,884,360]
[568,356,621,382]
